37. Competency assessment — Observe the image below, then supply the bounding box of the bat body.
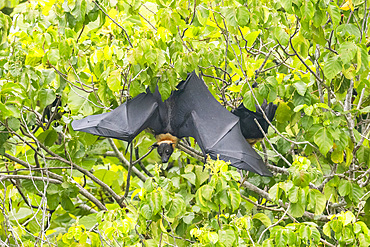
[72,72,272,176]
[232,101,277,146]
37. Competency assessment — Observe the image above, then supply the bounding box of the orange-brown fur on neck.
[246,138,263,146]
[156,133,179,148]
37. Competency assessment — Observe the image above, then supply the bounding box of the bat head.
[156,142,174,163]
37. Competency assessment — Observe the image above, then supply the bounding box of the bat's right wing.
[173,72,272,176]
[71,92,162,142]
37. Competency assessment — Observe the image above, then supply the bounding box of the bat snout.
[157,142,174,164]
[161,156,170,163]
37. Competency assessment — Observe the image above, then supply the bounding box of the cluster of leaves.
[2,0,370,246]
[51,160,327,246]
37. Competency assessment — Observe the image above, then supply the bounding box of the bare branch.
[0,174,62,184]
[177,141,205,162]
[108,138,148,182]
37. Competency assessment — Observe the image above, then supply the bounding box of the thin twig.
[257,203,291,243]
[92,1,133,48]
[124,143,133,198]
[0,174,62,184]
[108,138,148,181]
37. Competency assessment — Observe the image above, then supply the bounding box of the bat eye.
[165,149,170,154]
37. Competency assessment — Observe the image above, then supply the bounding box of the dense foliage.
[1,0,370,246]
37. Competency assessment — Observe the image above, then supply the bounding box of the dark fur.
[232,100,277,143]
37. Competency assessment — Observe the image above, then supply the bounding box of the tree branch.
[108,138,147,181]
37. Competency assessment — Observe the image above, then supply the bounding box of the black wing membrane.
[232,101,277,140]
[71,92,162,142]
[172,72,272,176]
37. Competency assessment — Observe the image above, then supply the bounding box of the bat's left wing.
[172,72,272,176]
[71,92,162,142]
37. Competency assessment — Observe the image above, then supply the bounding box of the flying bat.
[71,72,272,176]
[232,100,277,146]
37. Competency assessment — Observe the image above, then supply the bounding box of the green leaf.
[94,169,119,187]
[338,42,357,65]
[37,129,58,146]
[218,229,236,247]
[327,3,341,27]
[221,7,237,27]
[150,191,162,215]
[314,127,333,156]
[323,222,331,237]
[158,81,172,101]
[182,212,195,224]
[275,230,288,246]
[312,25,326,46]
[47,49,60,66]
[228,188,241,212]
[288,186,299,203]
[67,88,93,115]
[342,211,355,226]
[7,117,20,131]
[253,213,272,227]
[47,194,60,210]
[342,64,356,79]
[167,197,184,218]
[47,184,59,195]
[292,170,311,188]
[331,149,344,163]
[365,197,370,215]
[0,103,12,118]
[337,24,361,40]
[200,184,214,201]
[338,179,351,196]
[246,30,261,47]
[38,89,56,109]
[360,106,370,114]
[309,189,326,215]
[106,70,121,92]
[289,202,305,218]
[12,208,33,221]
[275,102,292,123]
[360,47,369,73]
[279,0,293,14]
[300,0,314,20]
[141,204,152,220]
[79,215,98,230]
[293,81,307,96]
[61,195,74,211]
[130,80,146,97]
[358,233,370,247]
[243,91,256,112]
[208,232,219,244]
[236,6,249,26]
[299,225,311,241]
[218,189,231,209]
[144,177,154,192]
[59,40,72,59]
[349,183,363,203]
[313,8,325,27]
[181,172,196,186]
[274,26,289,46]
[324,56,342,81]
[195,165,209,187]
[161,189,170,207]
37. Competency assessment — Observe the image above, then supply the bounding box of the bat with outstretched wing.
[72,72,272,176]
[232,100,277,146]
